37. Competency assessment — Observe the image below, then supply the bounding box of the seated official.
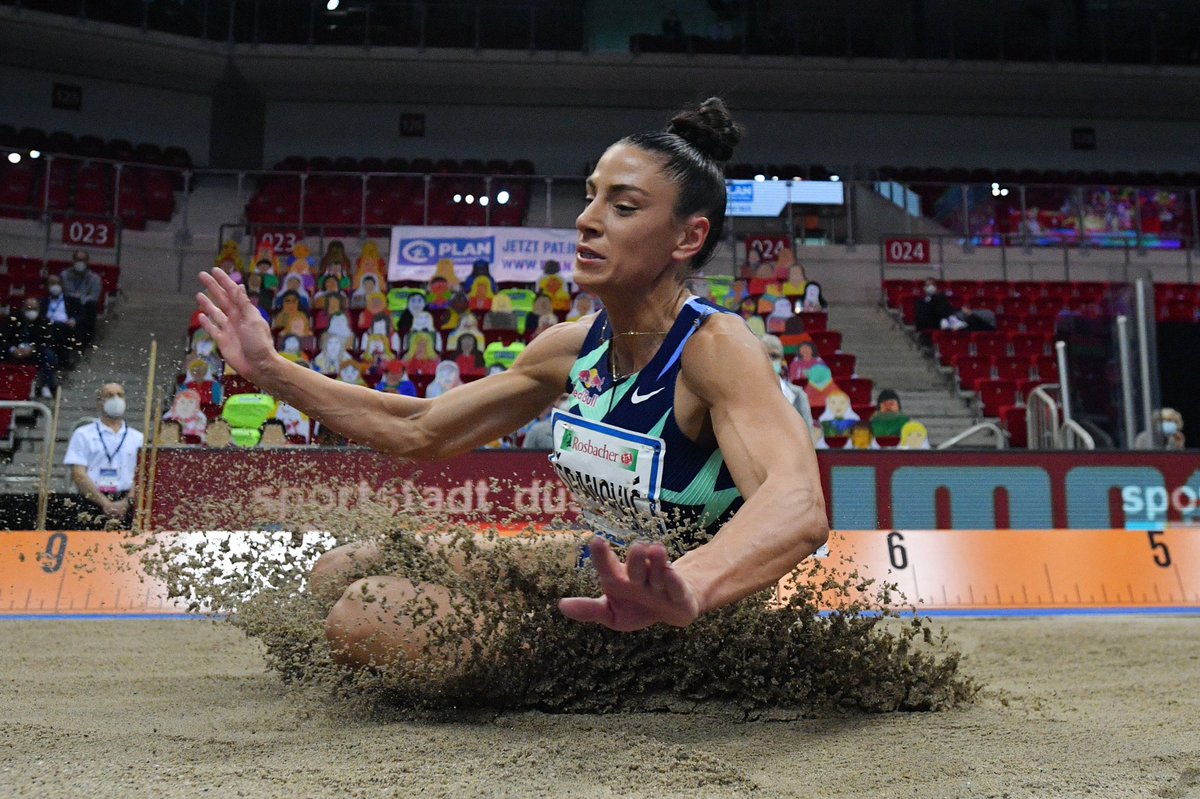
[63,382,144,528]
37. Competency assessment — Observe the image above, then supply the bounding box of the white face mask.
[924,284,936,296]
[24,310,39,321]
[103,396,126,418]
[1162,421,1179,436]
[769,356,783,375]
[73,261,88,272]
[48,284,62,297]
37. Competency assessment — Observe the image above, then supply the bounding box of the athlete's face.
[575,143,708,295]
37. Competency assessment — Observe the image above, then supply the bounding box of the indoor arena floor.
[2,616,1198,798]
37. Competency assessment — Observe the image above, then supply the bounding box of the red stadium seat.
[971,331,1008,359]
[808,330,842,354]
[932,331,971,366]
[953,355,992,392]
[993,356,1033,382]
[796,311,827,331]
[1008,332,1048,358]
[825,352,856,379]
[1000,405,1028,448]
[976,379,1018,417]
[841,378,874,406]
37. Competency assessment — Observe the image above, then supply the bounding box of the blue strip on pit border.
[0,613,218,621]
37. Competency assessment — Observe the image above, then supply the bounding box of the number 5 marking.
[1147,530,1172,568]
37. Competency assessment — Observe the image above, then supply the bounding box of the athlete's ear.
[673,215,710,263]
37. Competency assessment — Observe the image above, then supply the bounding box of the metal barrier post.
[298,172,307,229]
[1116,315,1137,448]
[1055,340,1073,448]
[1134,278,1156,446]
[359,173,368,237]
[41,153,53,223]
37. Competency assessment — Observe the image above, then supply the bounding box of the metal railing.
[936,421,1007,450]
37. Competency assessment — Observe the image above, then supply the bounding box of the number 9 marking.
[42,532,68,574]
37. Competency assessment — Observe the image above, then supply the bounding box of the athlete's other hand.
[196,267,278,382]
[558,537,701,631]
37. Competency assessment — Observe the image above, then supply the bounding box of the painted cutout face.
[826,391,851,418]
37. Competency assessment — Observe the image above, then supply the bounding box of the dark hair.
[620,97,743,270]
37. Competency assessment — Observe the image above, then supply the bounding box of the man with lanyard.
[63,382,143,528]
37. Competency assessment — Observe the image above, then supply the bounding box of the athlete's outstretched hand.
[558,537,702,631]
[196,267,278,382]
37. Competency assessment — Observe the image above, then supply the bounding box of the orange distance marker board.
[1,528,1198,617]
[814,529,1200,612]
[0,531,184,616]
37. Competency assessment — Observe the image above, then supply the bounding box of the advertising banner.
[148,449,1200,533]
[388,226,578,283]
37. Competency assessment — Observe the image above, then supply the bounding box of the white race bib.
[549,410,665,540]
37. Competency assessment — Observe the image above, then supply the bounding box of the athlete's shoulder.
[680,308,769,396]
[511,312,595,378]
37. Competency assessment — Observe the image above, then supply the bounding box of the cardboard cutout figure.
[464,259,497,311]
[427,276,453,310]
[432,258,460,290]
[766,297,793,333]
[325,310,353,343]
[788,341,826,384]
[156,419,182,446]
[337,362,366,386]
[357,292,389,331]
[278,334,310,365]
[566,293,594,322]
[164,387,208,441]
[782,265,808,298]
[312,332,353,376]
[453,334,486,376]
[182,356,222,405]
[286,243,317,293]
[214,240,245,281]
[190,329,222,373]
[205,418,233,448]
[686,277,713,302]
[810,421,828,450]
[483,293,518,331]
[803,362,839,410]
[405,310,440,352]
[361,332,395,369]
[425,360,463,399]
[354,241,386,289]
[819,390,860,437]
[274,401,311,442]
[843,422,880,450]
[529,313,557,340]
[375,359,417,396]
[318,241,353,291]
[801,281,828,311]
[446,311,485,352]
[358,314,400,356]
[352,274,383,310]
[538,260,572,312]
[259,420,288,447]
[313,274,348,313]
[899,420,932,450]
[722,279,748,311]
[404,332,440,375]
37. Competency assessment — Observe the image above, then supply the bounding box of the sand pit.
[2,616,1198,798]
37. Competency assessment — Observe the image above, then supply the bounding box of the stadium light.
[479,196,489,206]
[6,152,19,164]
[496,190,510,205]
[753,174,765,182]
[829,174,840,182]
[1000,188,1009,196]
[453,193,462,203]
[465,194,475,204]
[326,0,339,10]
[28,150,41,159]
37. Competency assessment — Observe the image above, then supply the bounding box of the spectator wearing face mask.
[39,274,79,366]
[63,382,144,528]
[1133,408,1186,450]
[2,297,60,398]
[761,334,814,431]
[914,278,954,336]
[60,250,103,346]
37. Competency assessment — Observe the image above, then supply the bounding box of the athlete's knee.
[323,576,395,668]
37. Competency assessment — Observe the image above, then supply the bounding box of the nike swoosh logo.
[629,387,665,404]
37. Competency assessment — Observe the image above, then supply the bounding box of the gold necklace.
[606,287,689,382]
[607,326,670,382]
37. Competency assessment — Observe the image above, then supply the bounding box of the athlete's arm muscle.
[672,313,829,613]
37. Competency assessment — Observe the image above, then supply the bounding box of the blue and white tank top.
[549,297,745,545]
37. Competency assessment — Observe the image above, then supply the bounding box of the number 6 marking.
[887,531,908,570]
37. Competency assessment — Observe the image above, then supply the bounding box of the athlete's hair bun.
[666,97,743,163]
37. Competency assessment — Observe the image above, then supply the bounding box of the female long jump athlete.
[197,97,829,668]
